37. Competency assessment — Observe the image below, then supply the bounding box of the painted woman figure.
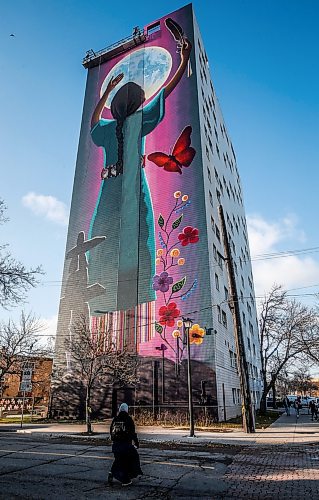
[88,31,192,313]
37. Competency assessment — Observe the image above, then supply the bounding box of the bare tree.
[259,284,319,413]
[288,364,318,396]
[65,315,139,434]
[0,311,51,393]
[0,199,42,308]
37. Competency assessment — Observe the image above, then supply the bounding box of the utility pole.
[218,205,255,433]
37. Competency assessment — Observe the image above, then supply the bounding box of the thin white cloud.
[247,214,305,255]
[247,214,319,297]
[22,192,69,226]
[41,314,58,338]
[38,314,58,350]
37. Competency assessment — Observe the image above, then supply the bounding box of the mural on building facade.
[56,6,216,407]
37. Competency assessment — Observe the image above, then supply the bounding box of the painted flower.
[189,324,205,345]
[176,319,183,328]
[155,258,161,266]
[178,226,199,246]
[174,191,182,198]
[157,248,164,257]
[178,258,185,266]
[172,329,181,338]
[170,248,180,258]
[159,302,180,327]
[153,272,173,293]
[182,194,189,202]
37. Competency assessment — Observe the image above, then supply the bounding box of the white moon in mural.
[101,47,172,108]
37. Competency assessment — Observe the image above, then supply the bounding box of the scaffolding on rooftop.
[82,29,147,69]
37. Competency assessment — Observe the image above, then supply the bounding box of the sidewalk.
[1,409,318,446]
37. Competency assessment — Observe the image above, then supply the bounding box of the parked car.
[287,395,315,408]
[287,395,297,404]
[301,397,316,408]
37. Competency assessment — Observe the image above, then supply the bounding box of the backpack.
[111,420,130,442]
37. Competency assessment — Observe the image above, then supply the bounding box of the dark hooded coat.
[110,410,142,483]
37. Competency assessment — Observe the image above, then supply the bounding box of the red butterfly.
[147,126,196,174]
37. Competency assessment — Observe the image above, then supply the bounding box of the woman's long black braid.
[110,82,145,177]
[115,118,124,176]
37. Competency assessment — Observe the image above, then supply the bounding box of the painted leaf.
[158,214,165,228]
[172,214,183,230]
[155,322,163,334]
[172,276,186,294]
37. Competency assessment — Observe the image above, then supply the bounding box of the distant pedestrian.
[108,403,143,486]
[283,396,291,416]
[309,401,318,421]
[294,396,301,418]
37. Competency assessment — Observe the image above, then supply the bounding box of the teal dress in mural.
[88,89,165,313]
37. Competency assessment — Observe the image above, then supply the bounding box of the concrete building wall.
[193,13,262,420]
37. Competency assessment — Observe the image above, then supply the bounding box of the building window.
[224,286,228,301]
[215,226,221,242]
[213,244,217,261]
[217,252,223,268]
[207,166,211,182]
[215,273,219,291]
[214,126,219,142]
[222,310,227,327]
[217,305,221,323]
[233,261,238,275]
[209,190,213,207]
[232,388,236,404]
[230,351,237,369]
[247,337,251,350]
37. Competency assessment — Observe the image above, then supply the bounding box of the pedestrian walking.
[309,400,318,421]
[294,396,301,418]
[108,403,143,486]
[283,396,291,416]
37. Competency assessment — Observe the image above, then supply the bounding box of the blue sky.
[1,0,319,336]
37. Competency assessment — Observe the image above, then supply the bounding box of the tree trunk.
[259,375,269,415]
[272,383,277,409]
[86,387,92,434]
[260,391,267,414]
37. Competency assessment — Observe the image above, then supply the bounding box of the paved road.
[0,433,235,499]
[1,412,319,498]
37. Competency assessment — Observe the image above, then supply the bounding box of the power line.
[37,242,319,288]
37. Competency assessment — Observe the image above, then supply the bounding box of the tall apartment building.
[52,3,262,420]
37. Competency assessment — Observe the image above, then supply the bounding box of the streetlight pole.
[183,317,195,438]
[155,344,167,404]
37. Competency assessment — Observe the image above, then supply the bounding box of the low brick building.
[0,357,53,417]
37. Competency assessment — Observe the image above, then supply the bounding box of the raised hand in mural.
[91,73,124,128]
[163,20,192,99]
[181,38,192,59]
[106,73,124,93]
